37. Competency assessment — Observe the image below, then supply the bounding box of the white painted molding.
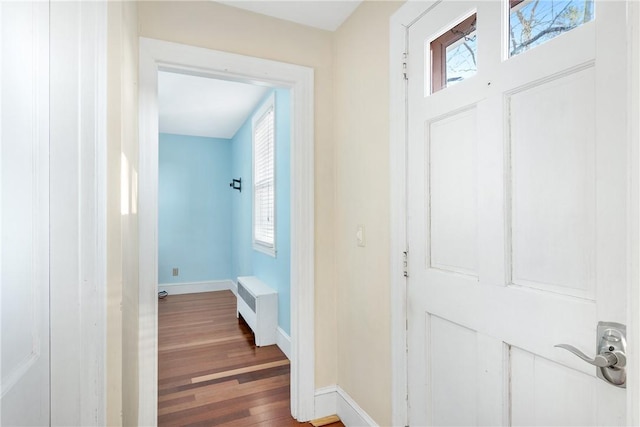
[389,5,412,427]
[87,2,108,424]
[158,280,234,295]
[138,37,160,427]
[313,386,377,427]
[50,1,107,425]
[276,327,291,361]
[389,4,446,426]
[139,37,315,425]
[314,386,338,420]
[390,0,439,29]
[336,386,378,427]
[628,0,640,424]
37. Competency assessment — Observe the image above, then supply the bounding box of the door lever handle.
[554,344,619,367]
[554,322,627,388]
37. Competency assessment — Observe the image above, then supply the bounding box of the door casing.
[138,37,316,425]
[389,2,640,425]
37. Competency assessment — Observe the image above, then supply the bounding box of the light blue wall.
[158,133,232,284]
[158,89,291,335]
[231,88,291,334]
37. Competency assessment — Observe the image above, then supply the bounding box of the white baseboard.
[276,327,291,360]
[336,386,378,427]
[158,279,235,295]
[314,385,377,427]
[314,386,338,420]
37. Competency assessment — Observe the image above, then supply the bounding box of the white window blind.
[253,100,275,253]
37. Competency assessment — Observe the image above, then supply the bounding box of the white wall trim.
[314,386,338,420]
[139,37,315,424]
[0,6,3,426]
[138,39,159,427]
[313,386,378,427]
[389,4,440,425]
[158,279,234,296]
[90,2,108,423]
[336,386,378,427]
[50,1,107,424]
[627,0,640,424]
[276,327,292,360]
[388,3,419,426]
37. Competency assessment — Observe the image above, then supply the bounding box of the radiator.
[236,276,278,346]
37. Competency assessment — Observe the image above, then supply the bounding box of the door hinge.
[402,52,408,80]
[403,249,409,277]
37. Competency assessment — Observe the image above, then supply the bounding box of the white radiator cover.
[236,276,278,346]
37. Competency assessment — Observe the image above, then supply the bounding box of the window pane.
[430,13,477,94]
[509,0,594,57]
[445,30,477,87]
[253,98,276,251]
[254,183,274,246]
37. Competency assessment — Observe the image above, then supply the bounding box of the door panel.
[1,2,50,425]
[509,68,596,298]
[429,316,478,426]
[510,347,597,426]
[424,315,505,426]
[429,108,478,276]
[407,1,628,425]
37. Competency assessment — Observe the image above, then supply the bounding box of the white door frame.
[50,1,107,424]
[138,37,315,425]
[389,2,640,425]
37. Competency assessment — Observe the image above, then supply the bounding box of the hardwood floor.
[158,291,343,427]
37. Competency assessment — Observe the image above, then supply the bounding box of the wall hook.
[230,178,242,192]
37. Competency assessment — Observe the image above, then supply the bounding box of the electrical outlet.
[172,268,179,276]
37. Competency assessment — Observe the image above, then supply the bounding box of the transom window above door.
[509,0,595,57]
[429,12,477,94]
[426,0,595,95]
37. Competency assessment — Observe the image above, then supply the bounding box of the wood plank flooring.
[158,291,343,427]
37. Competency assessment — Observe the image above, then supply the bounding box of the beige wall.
[137,0,338,391]
[107,1,404,424]
[107,1,139,425]
[332,2,403,425]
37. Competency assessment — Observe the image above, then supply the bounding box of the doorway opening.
[155,71,294,423]
[138,38,316,425]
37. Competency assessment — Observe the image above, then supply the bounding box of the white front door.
[407,0,629,425]
[1,1,50,425]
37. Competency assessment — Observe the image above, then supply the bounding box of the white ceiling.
[158,71,270,139]
[216,0,362,31]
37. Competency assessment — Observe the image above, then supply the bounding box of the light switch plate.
[356,225,365,247]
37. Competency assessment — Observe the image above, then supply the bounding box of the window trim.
[252,93,277,257]
[430,12,477,93]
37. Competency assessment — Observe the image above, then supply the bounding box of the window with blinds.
[252,95,276,255]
